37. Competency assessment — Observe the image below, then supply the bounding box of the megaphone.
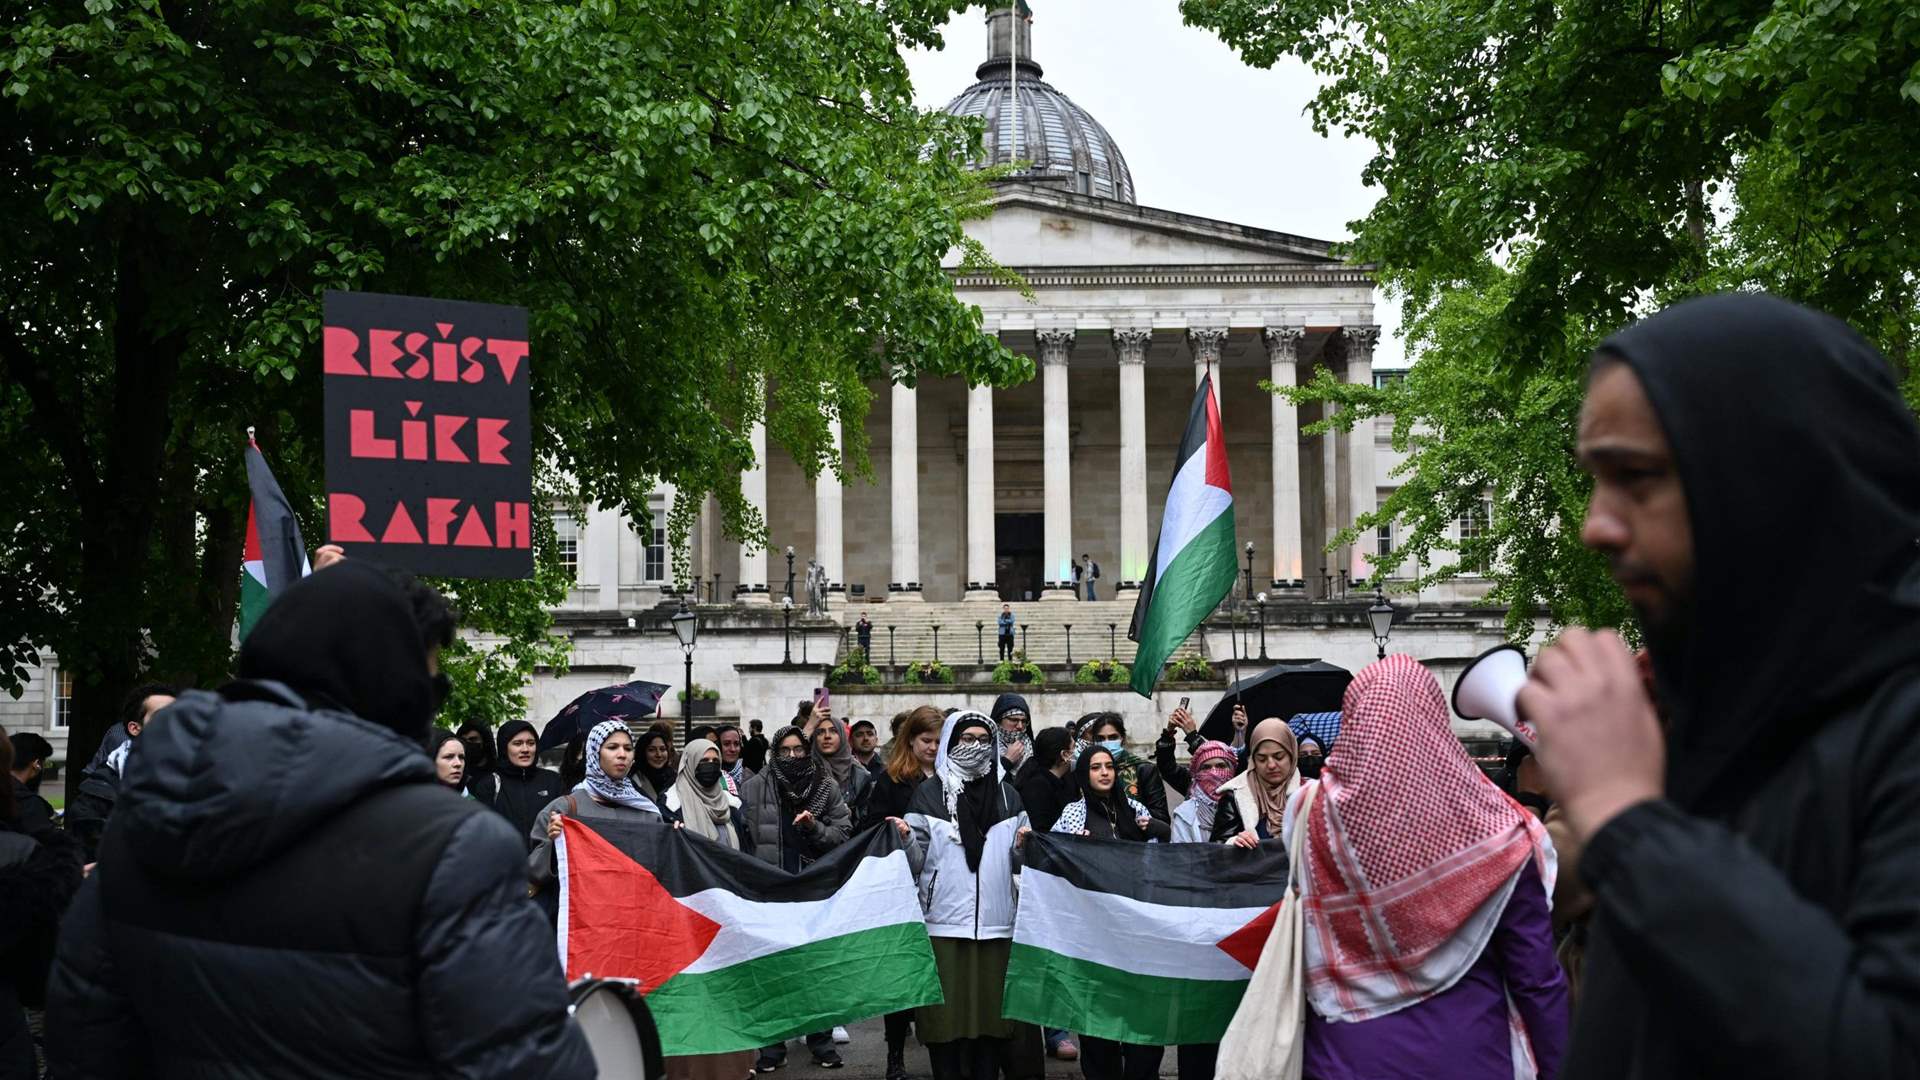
[1451,645,1537,747]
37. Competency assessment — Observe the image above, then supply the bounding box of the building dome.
[940,8,1136,204]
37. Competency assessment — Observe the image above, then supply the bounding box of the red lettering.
[495,501,531,549]
[425,498,460,545]
[381,502,424,544]
[488,338,529,383]
[324,327,365,376]
[401,332,431,379]
[453,505,494,547]
[349,409,395,459]
[433,340,459,383]
[329,493,374,542]
[434,415,470,463]
[459,338,487,383]
[401,418,427,461]
[369,329,405,379]
[436,322,454,338]
[476,417,510,465]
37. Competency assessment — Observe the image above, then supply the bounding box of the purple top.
[1303,860,1568,1080]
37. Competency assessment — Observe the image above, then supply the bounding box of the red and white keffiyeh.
[1297,654,1553,1024]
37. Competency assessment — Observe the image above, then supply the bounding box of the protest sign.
[322,290,533,579]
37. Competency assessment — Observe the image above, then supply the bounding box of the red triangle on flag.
[243,503,263,562]
[562,818,720,992]
[1215,901,1281,972]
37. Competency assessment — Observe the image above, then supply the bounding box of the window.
[553,513,579,582]
[1373,369,1407,390]
[54,669,72,728]
[1377,521,1395,559]
[643,511,667,583]
[1457,499,1492,575]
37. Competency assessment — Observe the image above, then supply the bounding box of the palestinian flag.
[558,818,942,1055]
[239,436,310,639]
[1128,374,1236,695]
[1002,832,1288,1045]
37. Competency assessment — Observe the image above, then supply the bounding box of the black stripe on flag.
[1128,374,1214,645]
[577,817,903,904]
[1022,831,1289,909]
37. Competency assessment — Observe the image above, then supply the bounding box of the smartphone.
[1179,696,1191,713]
[814,686,831,713]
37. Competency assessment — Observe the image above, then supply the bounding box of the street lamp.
[781,596,793,664]
[1108,622,1117,660]
[931,624,942,663]
[671,601,698,740]
[1339,568,1350,599]
[784,546,796,600]
[1064,624,1073,666]
[975,621,985,665]
[1256,591,1269,660]
[1243,541,1256,601]
[1367,585,1394,660]
[888,625,897,669]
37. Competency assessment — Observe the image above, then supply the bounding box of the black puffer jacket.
[45,682,594,1079]
[482,719,564,844]
[0,827,84,1080]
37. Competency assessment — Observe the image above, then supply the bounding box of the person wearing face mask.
[1208,719,1298,846]
[486,720,562,843]
[429,732,469,795]
[528,720,663,890]
[633,726,679,810]
[1295,734,1326,781]
[1170,740,1237,844]
[1078,714,1170,826]
[455,719,497,796]
[667,738,750,853]
[902,712,1038,1080]
[989,693,1034,778]
[46,561,592,1078]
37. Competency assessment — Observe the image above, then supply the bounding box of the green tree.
[1185,0,1920,632]
[2,0,1024,793]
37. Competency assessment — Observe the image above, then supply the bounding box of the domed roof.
[940,9,1136,204]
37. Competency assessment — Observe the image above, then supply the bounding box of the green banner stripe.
[647,921,943,1055]
[1130,510,1238,694]
[1002,941,1250,1045]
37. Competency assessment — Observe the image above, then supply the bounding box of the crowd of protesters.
[5,294,1919,1079]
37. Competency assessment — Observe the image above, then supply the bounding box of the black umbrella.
[538,680,670,752]
[1200,661,1352,744]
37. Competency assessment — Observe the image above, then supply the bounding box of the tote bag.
[1215,782,1318,1080]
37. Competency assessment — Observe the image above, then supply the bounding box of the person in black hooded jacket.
[1516,294,1920,1079]
[45,560,593,1079]
[487,718,564,843]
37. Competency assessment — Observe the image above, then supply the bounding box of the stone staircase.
[829,599,1206,669]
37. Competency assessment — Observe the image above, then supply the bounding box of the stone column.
[965,383,999,600]
[1038,328,1077,600]
[1344,326,1382,582]
[814,414,844,595]
[591,502,621,611]
[1114,328,1152,597]
[1318,343,1341,598]
[737,419,769,602]
[1264,327,1305,588]
[1188,327,1228,409]
[889,381,922,599]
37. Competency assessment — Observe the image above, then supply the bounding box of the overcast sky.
[902,0,1406,368]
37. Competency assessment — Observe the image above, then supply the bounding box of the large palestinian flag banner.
[1002,832,1289,1046]
[1128,375,1236,695]
[558,818,942,1055]
[239,437,310,639]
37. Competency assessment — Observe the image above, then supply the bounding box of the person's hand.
[1004,738,1027,765]
[1136,816,1152,832]
[672,821,684,830]
[1016,825,1032,848]
[1229,830,1259,849]
[1079,829,1091,836]
[888,816,911,839]
[1170,706,1195,734]
[1516,628,1664,845]
[793,810,816,831]
[83,862,96,879]
[313,544,347,570]
[546,812,565,840]
[1231,704,1248,732]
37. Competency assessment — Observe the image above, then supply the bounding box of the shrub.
[904,659,956,685]
[676,684,722,702]
[1073,659,1132,685]
[829,648,883,686]
[991,650,1046,685]
[1165,655,1217,682]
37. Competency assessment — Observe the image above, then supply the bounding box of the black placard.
[322,290,533,579]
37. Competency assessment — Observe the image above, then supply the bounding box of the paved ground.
[770,1018,1176,1079]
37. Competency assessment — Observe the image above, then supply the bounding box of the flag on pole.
[557,818,942,1055]
[1127,375,1236,695]
[1002,833,1289,1045]
[240,434,310,639]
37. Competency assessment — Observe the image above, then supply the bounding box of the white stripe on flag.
[1012,868,1269,982]
[1153,448,1233,583]
[679,848,923,974]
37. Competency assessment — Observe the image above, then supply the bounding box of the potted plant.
[830,648,883,686]
[991,651,1045,686]
[1165,655,1217,683]
[1074,659,1132,685]
[904,659,956,685]
[677,684,721,717]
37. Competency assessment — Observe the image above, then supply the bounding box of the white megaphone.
[1451,645,1537,747]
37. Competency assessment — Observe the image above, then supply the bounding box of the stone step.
[828,600,1204,669]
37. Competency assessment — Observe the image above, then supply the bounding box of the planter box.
[685,698,719,718]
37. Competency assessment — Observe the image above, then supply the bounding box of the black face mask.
[430,673,452,713]
[695,761,723,788]
[1298,756,1323,780]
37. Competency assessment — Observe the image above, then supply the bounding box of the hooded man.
[1517,294,1920,1078]
[62,682,176,858]
[989,692,1033,778]
[46,561,592,1077]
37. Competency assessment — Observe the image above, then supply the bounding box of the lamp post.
[671,601,698,741]
[931,624,941,663]
[976,621,985,665]
[784,546,796,600]
[1367,585,1394,660]
[1064,624,1073,666]
[888,625,897,669]
[1019,623,1029,657]
[1256,591,1269,660]
[1339,568,1349,599]
[780,596,793,664]
[1108,622,1117,660]
[1243,541,1256,602]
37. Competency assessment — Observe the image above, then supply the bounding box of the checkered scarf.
[1298,654,1553,1024]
